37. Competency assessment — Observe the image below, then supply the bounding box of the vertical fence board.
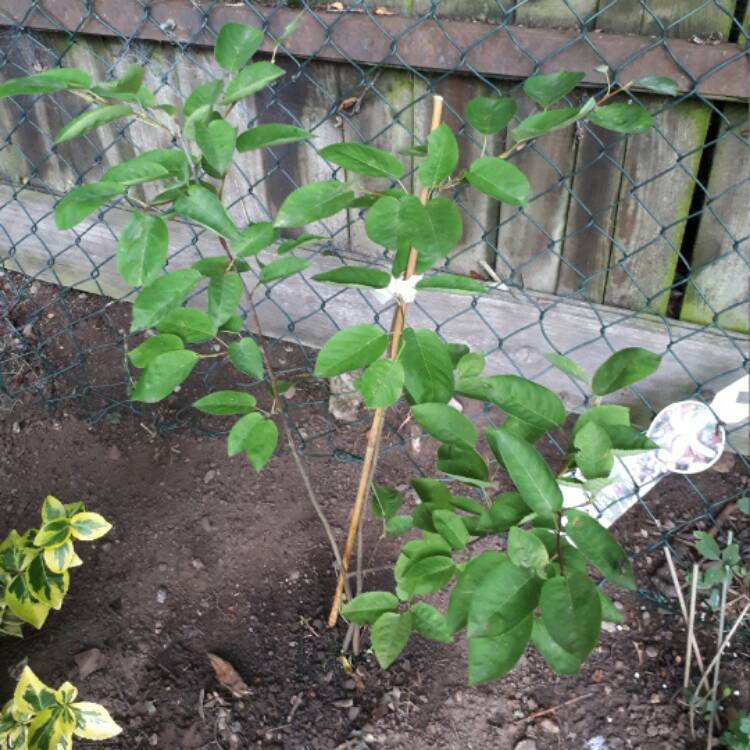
[556,125,625,301]
[680,104,750,333]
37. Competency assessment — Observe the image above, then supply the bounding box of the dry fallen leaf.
[207,653,251,697]
[338,96,359,113]
[327,2,345,11]
[374,6,396,14]
[592,669,603,684]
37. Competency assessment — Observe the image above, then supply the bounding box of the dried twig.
[514,692,594,724]
[685,562,699,739]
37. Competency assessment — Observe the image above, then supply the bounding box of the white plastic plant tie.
[371,274,423,305]
[710,373,750,424]
[558,375,750,528]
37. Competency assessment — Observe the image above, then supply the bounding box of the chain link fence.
[0,1,748,580]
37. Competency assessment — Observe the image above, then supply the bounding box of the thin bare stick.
[685,562,699,739]
[514,693,594,724]
[664,546,706,674]
[707,533,731,747]
[326,94,445,628]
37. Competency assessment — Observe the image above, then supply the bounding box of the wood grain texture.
[1,184,746,453]
[680,104,750,333]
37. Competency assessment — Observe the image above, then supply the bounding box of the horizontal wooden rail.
[0,0,747,101]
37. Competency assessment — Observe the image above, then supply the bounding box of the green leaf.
[5,585,50,630]
[410,602,452,643]
[411,402,477,447]
[371,484,402,520]
[565,509,636,590]
[320,143,404,180]
[226,412,262,457]
[314,324,388,378]
[237,123,314,151]
[400,328,454,404]
[511,106,581,142]
[71,701,122,740]
[355,359,404,409]
[523,71,585,108]
[103,148,189,186]
[131,350,198,403]
[574,421,614,480]
[116,212,168,287]
[364,194,421,253]
[589,103,653,133]
[456,374,565,430]
[603,425,658,455]
[342,591,400,625]
[539,572,601,661]
[544,352,588,383]
[531,617,582,675]
[184,80,223,117]
[274,181,354,228]
[419,123,458,187]
[128,335,183,370]
[130,269,201,332]
[232,222,279,257]
[693,531,721,561]
[411,197,463,271]
[446,551,506,633]
[485,493,532,532]
[34,518,71,548]
[400,555,455,598]
[157,308,218,344]
[598,590,624,623]
[174,184,240,240]
[193,390,256,416]
[468,614,531,685]
[591,347,661,395]
[508,526,549,571]
[54,182,124,230]
[214,22,264,71]
[571,404,630,437]
[432,509,469,550]
[41,495,67,523]
[223,61,285,104]
[437,444,490,487]
[278,233,327,254]
[456,352,485,378]
[385,515,413,536]
[465,156,530,206]
[486,427,563,515]
[637,76,679,96]
[0,68,91,98]
[371,611,412,669]
[207,272,242,326]
[69,512,111,541]
[412,478,451,507]
[228,338,264,379]
[195,117,236,175]
[467,558,541,637]
[91,63,144,96]
[415,273,486,296]
[42,540,76,574]
[312,267,390,289]
[54,104,132,145]
[447,343,470,367]
[737,497,750,515]
[465,96,517,135]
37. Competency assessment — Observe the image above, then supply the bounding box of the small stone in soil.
[156,587,168,604]
[74,647,106,678]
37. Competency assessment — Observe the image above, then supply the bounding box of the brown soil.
[1,277,748,749]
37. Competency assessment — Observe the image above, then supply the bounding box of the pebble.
[107,445,121,461]
[156,587,168,604]
[192,558,205,571]
[203,469,216,484]
[645,645,658,658]
[514,741,538,750]
[539,718,560,734]
[75,648,106,678]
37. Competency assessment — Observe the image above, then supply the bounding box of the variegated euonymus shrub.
[0,20,676,683]
[0,666,121,749]
[0,496,111,637]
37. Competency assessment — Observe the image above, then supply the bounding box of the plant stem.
[326,94,446,629]
[685,562,699,739]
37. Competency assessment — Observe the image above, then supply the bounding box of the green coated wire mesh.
[0,1,748,591]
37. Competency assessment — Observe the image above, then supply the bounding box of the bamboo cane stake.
[327,94,445,628]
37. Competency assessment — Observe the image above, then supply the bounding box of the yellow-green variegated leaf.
[42,540,76,574]
[69,513,112,541]
[40,496,66,524]
[54,683,78,706]
[4,587,50,630]
[68,550,83,568]
[25,556,68,609]
[32,520,70,549]
[71,702,122,740]
[0,604,25,638]
[13,667,55,716]
[27,705,73,750]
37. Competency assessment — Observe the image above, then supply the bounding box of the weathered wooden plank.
[1,184,747,454]
[496,90,578,292]
[680,104,750,333]
[513,0,599,29]
[556,126,625,302]
[603,99,710,313]
[1,0,747,101]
